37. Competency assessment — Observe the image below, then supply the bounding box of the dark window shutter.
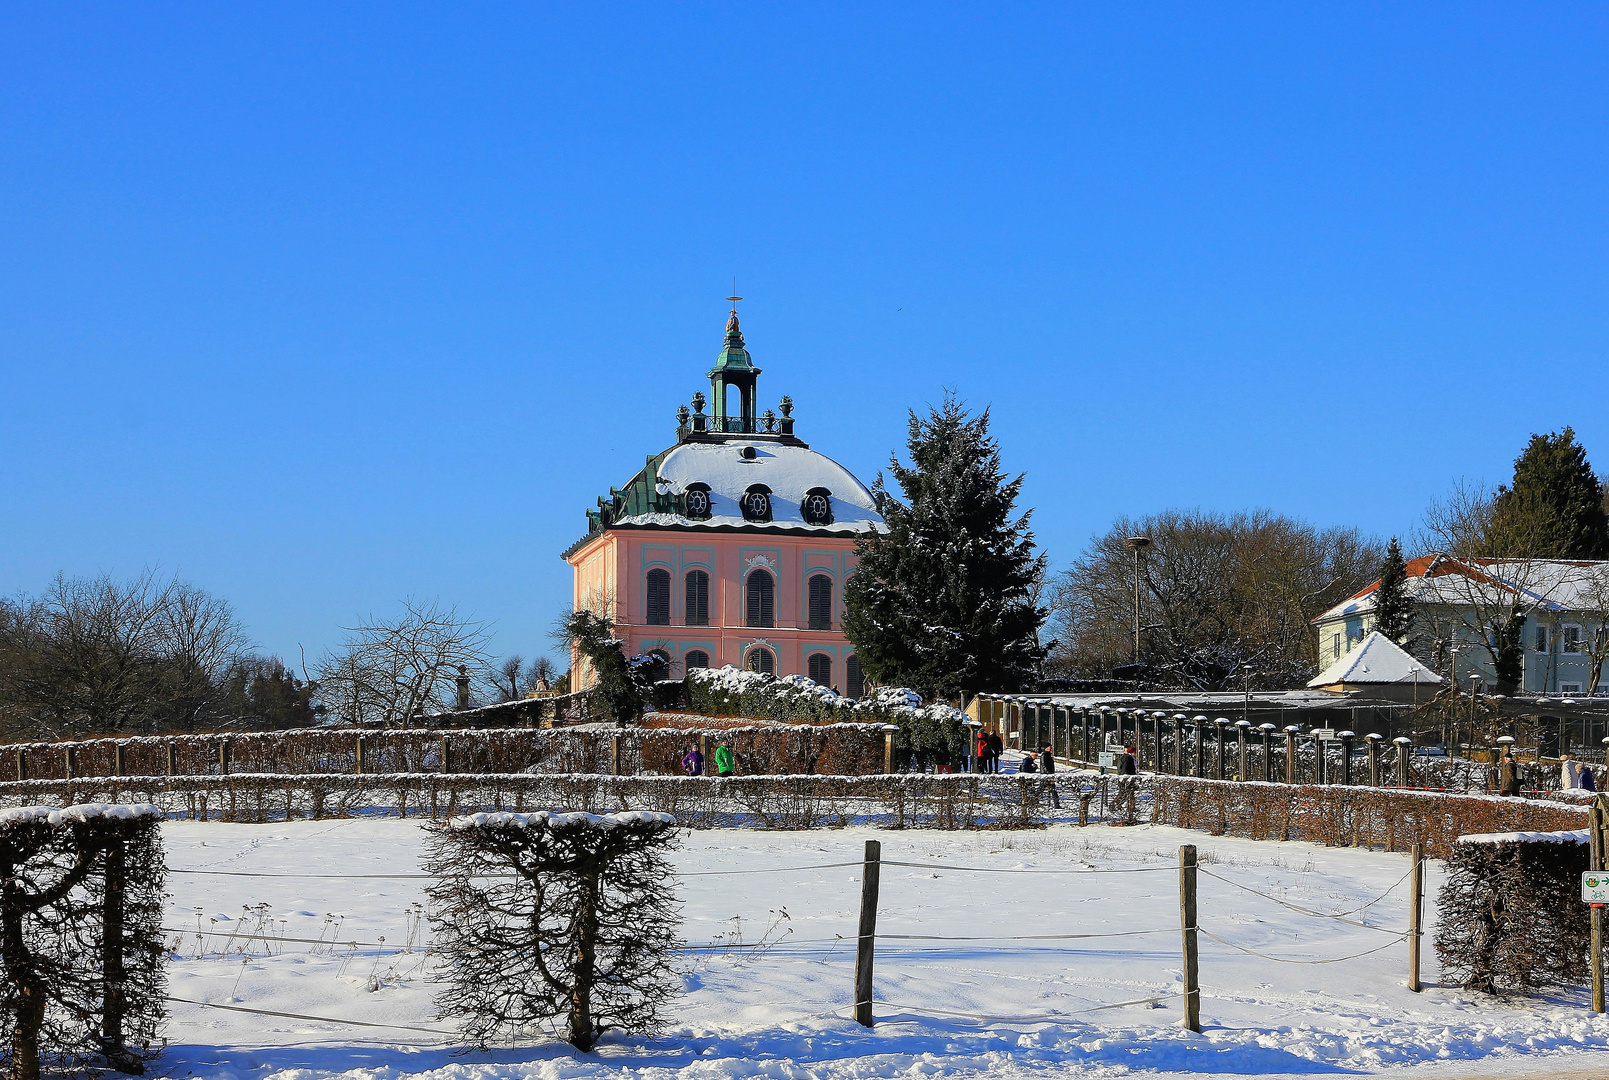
[808,575,832,630]
[646,569,671,626]
[746,570,774,628]
[846,654,864,699]
[808,653,832,686]
[685,569,710,626]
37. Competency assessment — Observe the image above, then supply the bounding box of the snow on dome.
[619,441,883,533]
[1307,631,1443,688]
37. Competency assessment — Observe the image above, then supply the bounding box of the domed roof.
[562,305,885,558]
[645,440,880,531]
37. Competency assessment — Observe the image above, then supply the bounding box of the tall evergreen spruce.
[842,395,1048,703]
[1372,537,1414,645]
[1488,427,1609,558]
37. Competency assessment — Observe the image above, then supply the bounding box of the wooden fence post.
[1285,727,1298,785]
[14,748,24,782]
[1592,804,1605,1013]
[611,735,621,776]
[1180,844,1200,1032]
[66,745,78,780]
[1408,842,1424,993]
[113,743,126,779]
[355,736,365,775]
[440,735,453,774]
[854,839,882,1027]
[699,733,709,773]
[219,741,230,776]
[166,741,177,778]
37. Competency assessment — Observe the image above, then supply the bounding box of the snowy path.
[160,819,1609,1079]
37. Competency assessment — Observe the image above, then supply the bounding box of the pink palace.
[563,305,883,696]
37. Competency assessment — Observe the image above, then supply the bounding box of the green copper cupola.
[707,307,762,434]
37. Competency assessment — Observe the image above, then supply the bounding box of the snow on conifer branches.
[423,810,682,1051]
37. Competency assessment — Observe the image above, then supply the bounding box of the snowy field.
[161,819,1609,1080]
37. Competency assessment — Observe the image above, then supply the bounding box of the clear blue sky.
[2,4,1606,670]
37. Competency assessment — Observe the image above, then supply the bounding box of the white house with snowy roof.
[1311,554,1609,695]
[563,305,884,694]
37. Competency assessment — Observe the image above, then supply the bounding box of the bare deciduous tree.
[1049,511,1381,689]
[424,811,681,1051]
[0,572,249,740]
[315,599,490,727]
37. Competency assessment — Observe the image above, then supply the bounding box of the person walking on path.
[976,729,991,774]
[682,745,704,777]
[1562,753,1584,790]
[987,730,1004,774]
[1039,744,1061,809]
[1120,744,1138,776]
[713,740,734,777]
[1497,749,1520,796]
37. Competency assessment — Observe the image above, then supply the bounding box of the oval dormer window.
[802,487,833,526]
[684,483,712,520]
[741,485,772,523]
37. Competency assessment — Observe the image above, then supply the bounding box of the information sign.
[1584,871,1609,904]
[1098,752,1117,769]
[1312,728,1337,741]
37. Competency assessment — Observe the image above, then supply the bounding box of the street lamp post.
[1125,536,1151,668]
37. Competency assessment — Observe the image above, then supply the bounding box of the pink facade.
[566,529,864,693]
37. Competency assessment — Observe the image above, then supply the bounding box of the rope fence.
[163,839,1430,1042]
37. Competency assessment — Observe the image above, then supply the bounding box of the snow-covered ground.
[161,819,1609,1080]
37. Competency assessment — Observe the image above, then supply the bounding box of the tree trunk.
[567,865,601,1051]
[101,838,143,1073]
[3,889,44,1080]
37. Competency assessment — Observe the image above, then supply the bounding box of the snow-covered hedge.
[0,802,166,1075]
[1437,831,1592,994]
[684,666,968,767]
[1145,774,1588,858]
[427,803,680,1050]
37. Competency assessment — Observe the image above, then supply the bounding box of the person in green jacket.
[713,740,735,777]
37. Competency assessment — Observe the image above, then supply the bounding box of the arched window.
[746,569,775,628]
[685,569,710,626]
[741,485,772,523]
[746,647,776,675]
[684,649,710,671]
[846,654,864,699]
[645,568,671,625]
[807,652,832,687]
[807,574,833,630]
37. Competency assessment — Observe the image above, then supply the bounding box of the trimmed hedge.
[1436,832,1591,994]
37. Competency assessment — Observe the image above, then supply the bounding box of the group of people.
[974,728,1005,772]
[1561,752,1599,792]
[1492,748,1599,795]
[681,740,735,777]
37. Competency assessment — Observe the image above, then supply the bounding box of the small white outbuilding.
[1307,630,1443,699]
